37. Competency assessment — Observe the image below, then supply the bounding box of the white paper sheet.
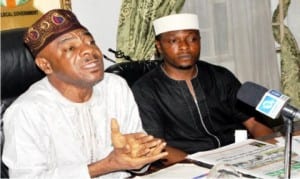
[134,163,209,179]
[275,135,300,155]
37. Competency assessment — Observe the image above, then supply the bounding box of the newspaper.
[188,139,300,179]
[275,135,300,156]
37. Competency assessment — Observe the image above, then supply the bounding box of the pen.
[192,173,208,179]
[189,159,213,169]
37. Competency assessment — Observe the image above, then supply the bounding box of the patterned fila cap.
[24,9,87,57]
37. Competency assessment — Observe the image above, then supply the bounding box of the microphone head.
[237,82,295,119]
[237,81,268,107]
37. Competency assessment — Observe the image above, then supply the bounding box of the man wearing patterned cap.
[132,13,274,160]
[2,9,167,178]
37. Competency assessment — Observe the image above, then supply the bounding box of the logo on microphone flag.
[256,90,289,119]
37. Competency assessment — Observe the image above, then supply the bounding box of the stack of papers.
[137,137,300,178]
[188,139,300,179]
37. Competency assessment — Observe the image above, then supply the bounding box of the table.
[133,120,300,177]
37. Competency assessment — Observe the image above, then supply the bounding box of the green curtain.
[116,0,185,62]
[272,0,300,108]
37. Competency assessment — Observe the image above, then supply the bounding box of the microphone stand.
[283,115,293,179]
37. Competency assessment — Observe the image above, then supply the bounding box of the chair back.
[1,28,45,117]
[105,60,162,87]
[1,28,45,178]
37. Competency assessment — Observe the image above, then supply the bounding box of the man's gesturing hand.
[109,118,168,169]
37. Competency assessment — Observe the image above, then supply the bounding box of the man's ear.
[155,40,163,55]
[35,57,53,74]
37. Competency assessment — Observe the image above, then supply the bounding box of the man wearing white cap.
[132,13,273,158]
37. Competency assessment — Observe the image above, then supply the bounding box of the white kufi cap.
[153,13,199,35]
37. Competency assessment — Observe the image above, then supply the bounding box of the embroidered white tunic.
[3,73,144,179]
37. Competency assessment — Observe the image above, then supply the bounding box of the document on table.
[188,139,300,179]
[275,135,300,155]
[134,163,209,179]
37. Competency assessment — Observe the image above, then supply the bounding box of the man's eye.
[90,40,96,45]
[168,39,177,44]
[68,46,75,51]
[63,46,75,53]
[187,36,199,42]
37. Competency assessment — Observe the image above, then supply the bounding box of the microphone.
[108,48,133,62]
[237,81,300,120]
[103,54,116,63]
